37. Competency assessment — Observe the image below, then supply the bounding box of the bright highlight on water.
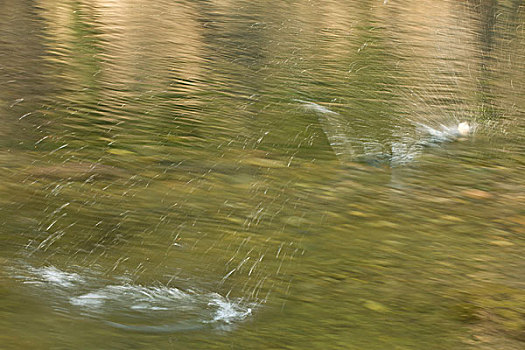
[457,122,470,136]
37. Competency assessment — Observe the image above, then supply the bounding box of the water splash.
[293,99,339,115]
[206,295,252,324]
[296,99,475,166]
[14,265,84,288]
[414,121,474,145]
[294,99,356,161]
[10,264,255,332]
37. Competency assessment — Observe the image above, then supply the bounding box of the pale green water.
[1,0,525,349]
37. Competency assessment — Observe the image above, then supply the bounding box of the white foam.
[69,292,107,307]
[69,284,191,311]
[11,264,254,328]
[22,266,84,288]
[207,294,252,324]
[69,285,254,325]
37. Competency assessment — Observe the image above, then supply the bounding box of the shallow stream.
[1,1,524,349]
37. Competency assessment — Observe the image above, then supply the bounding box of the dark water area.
[1,0,524,349]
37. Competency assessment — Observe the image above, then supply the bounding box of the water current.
[1,0,524,349]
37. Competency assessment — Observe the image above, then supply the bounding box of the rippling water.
[1,0,525,349]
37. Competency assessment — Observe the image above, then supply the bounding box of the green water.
[1,0,525,349]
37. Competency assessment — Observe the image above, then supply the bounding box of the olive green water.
[1,0,525,349]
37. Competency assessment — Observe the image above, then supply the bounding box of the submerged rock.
[363,299,389,313]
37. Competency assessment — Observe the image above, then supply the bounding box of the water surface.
[1,0,525,349]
